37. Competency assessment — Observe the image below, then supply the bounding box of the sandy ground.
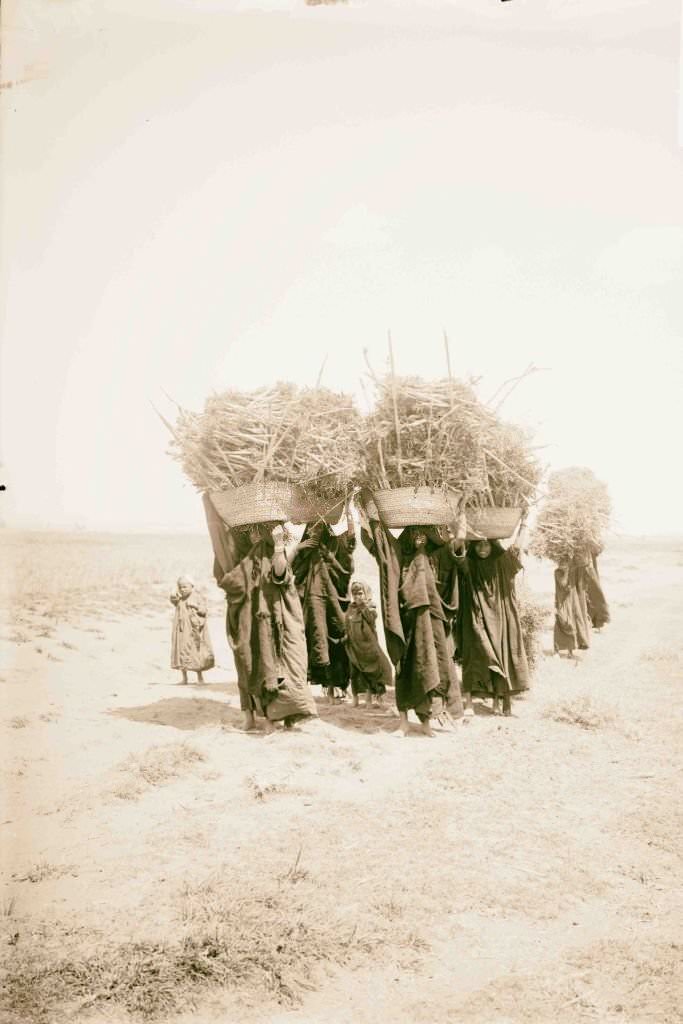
[1,532,682,1023]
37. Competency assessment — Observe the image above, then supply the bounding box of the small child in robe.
[344,580,393,707]
[170,575,215,684]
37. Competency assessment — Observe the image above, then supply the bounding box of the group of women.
[169,494,611,734]
[167,495,549,737]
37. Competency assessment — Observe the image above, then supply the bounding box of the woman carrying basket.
[452,513,530,717]
[359,505,463,737]
[203,495,317,733]
[292,505,355,703]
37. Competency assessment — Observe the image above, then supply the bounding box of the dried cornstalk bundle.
[362,374,540,507]
[168,383,364,503]
[530,467,611,564]
[466,420,542,510]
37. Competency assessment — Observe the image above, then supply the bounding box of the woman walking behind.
[583,543,610,632]
[170,575,215,684]
[345,580,393,707]
[553,557,592,657]
[453,517,529,717]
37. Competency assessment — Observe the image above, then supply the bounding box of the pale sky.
[1,0,682,533]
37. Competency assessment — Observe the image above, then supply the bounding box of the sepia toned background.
[1,0,682,534]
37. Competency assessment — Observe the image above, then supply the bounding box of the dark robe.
[203,495,316,722]
[553,563,591,653]
[292,525,355,691]
[361,522,462,719]
[455,542,530,698]
[583,546,610,629]
[345,598,393,696]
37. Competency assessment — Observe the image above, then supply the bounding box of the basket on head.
[370,487,462,528]
[209,482,318,527]
[466,507,522,540]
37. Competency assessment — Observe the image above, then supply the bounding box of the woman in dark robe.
[553,557,592,657]
[344,580,393,707]
[292,511,355,703]
[583,543,610,631]
[360,510,463,737]
[453,523,530,717]
[203,495,317,733]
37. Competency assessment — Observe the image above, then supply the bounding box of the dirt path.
[1,535,681,1022]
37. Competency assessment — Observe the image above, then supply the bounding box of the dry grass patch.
[14,862,74,885]
[542,695,617,731]
[111,742,206,801]
[455,937,683,1022]
[8,716,30,730]
[1,851,427,1023]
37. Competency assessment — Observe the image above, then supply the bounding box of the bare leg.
[243,709,256,731]
[365,692,373,708]
[181,670,188,685]
[263,717,276,735]
[502,692,512,716]
[196,671,204,684]
[463,693,474,718]
[492,696,501,715]
[326,687,335,704]
[352,693,359,707]
[397,711,410,737]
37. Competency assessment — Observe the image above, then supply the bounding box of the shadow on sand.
[110,688,500,737]
[110,696,243,731]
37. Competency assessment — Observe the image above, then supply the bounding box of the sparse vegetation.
[0,531,680,1024]
[542,694,617,731]
[111,742,206,800]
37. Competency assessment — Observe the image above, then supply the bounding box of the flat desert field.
[1,530,682,1023]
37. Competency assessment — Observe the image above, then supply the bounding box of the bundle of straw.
[361,374,541,509]
[167,383,364,506]
[530,467,611,564]
[465,420,542,511]
[362,375,489,492]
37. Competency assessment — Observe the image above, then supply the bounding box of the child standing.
[344,580,393,707]
[170,575,215,684]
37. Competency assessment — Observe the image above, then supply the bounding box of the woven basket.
[371,487,462,528]
[209,483,346,527]
[209,482,316,527]
[466,507,522,540]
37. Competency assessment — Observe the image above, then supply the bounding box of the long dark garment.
[583,547,610,630]
[553,563,591,653]
[455,542,530,698]
[344,588,393,696]
[292,524,355,691]
[203,496,317,722]
[361,521,462,720]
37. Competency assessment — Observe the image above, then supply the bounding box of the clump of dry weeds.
[542,694,617,731]
[111,742,206,800]
[1,847,427,1023]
